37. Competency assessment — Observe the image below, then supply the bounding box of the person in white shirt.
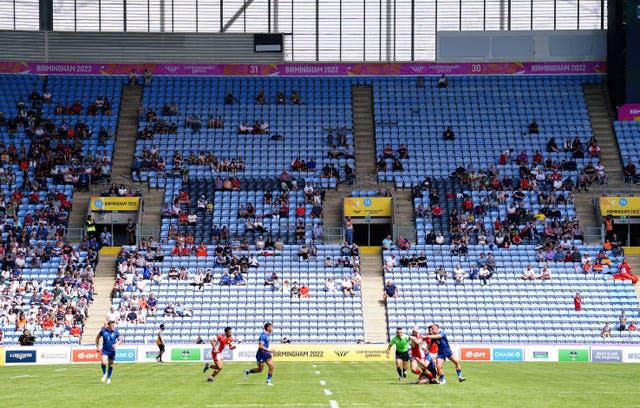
[540,264,552,280]
[454,264,465,283]
[522,265,536,280]
[187,212,198,225]
[383,255,396,273]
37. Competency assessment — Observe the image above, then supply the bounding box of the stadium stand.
[372,74,639,342]
[134,77,355,188]
[615,120,640,183]
[0,74,122,345]
[111,244,364,343]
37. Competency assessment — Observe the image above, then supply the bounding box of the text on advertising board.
[72,349,102,363]
[5,350,36,363]
[460,348,491,361]
[492,348,524,361]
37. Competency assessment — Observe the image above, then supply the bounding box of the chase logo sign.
[492,348,523,361]
[93,199,103,209]
[363,198,372,207]
[116,348,137,362]
[6,350,36,363]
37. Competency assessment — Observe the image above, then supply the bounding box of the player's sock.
[107,367,113,379]
[396,368,402,378]
[101,364,106,375]
[402,369,407,378]
[456,369,463,378]
[267,373,272,383]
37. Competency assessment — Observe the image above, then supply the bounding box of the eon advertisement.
[459,347,491,361]
[72,348,102,363]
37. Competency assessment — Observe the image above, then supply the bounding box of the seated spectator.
[290,90,301,104]
[233,271,246,286]
[299,283,310,298]
[383,255,396,273]
[435,265,447,285]
[163,304,177,317]
[443,126,455,141]
[528,119,539,134]
[397,144,409,159]
[540,264,552,280]
[624,160,638,184]
[392,158,404,171]
[522,264,536,280]
[479,265,493,286]
[290,281,300,300]
[396,234,410,250]
[219,271,233,286]
[376,156,388,171]
[453,264,465,283]
[324,277,336,292]
[438,74,449,88]
[264,272,281,290]
[601,322,611,338]
[383,280,398,301]
[546,137,560,153]
[255,89,266,105]
[225,92,234,104]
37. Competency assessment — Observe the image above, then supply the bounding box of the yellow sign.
[90,197,140,212]
[0,347,4,366]
[599,197,640,216]
[269,344,390,362]
[344,197,392,217]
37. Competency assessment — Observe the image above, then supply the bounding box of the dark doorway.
[353,223,392,246]
[96,224,131,246]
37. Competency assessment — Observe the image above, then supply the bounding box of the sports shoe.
[101,374,107,383]
[403,372,407,378]
[106,379,111,385]
[243,369,249,381]
[266,381,274,386]
[398,376,404,381]
[207,377,214,382]
[202,363,210,373]
[439,378,447,385]
[458,376,466,383]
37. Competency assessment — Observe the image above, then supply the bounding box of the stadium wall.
[2,344,639,366]
[437,30,606,62]
[0,30,282,63]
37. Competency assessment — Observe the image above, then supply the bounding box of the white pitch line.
[54,368,67,372]
[9,375,30,379]
[323,389,332,396]
[329,400,339,408]
[320,380,326,386]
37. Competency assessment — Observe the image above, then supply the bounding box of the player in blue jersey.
[424,324,465,384]
[243,322,275,386]
[95,321,123,384]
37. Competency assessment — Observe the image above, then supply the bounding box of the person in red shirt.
[573,292,582,311]
[70,325,82,337]
[629,321,637,331]
[196,243,208,257]
[202,327,237,382]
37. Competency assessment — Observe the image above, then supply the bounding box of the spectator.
[342,276,354,296]
[522,264,536,280]
[299,283,310,298]
[382,235,394,251]
[479,265,493,286]
[540,264,552,280]
[453,264,465,283]
[443,126,455,141]
[324,277,336,292]
[383,255,396,273]
[438,74,449,88]
[435,265,447,285]
[573,292,582,311]
[624,160,638,184]
[143,67,153,85]
[629,321,637,331]
[619,311,627,331]
[18,329,35,346]
[383,280,398,301]
[528,119,539,134]
[601,322,611,338]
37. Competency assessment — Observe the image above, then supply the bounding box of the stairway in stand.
[359,252,388,343]
[81,253,117,344]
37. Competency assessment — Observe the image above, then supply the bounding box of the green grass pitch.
[1,361,639,407]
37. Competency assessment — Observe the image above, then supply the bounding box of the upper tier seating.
[136,77,354,186]
[371,75,602,186]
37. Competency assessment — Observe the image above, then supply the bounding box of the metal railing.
[90,175,143,196]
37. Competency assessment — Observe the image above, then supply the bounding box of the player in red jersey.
[202,327,237,382]
[409,328,437,384]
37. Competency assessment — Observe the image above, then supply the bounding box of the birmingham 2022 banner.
[0,60,606,77]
